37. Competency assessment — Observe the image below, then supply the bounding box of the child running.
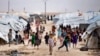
[48,34,54,55]
[58,33,69,51]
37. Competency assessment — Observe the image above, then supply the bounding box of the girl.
[72,32,78,48]
[48,34,54,55]
[34,32,41,49]
[31,32,35,46]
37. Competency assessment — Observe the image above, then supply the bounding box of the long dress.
[72,35,78,44]
[31,34,35,45]
[34,33,41,46]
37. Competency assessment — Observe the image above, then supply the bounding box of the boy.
[58,34,69,51]
[44,32,49,45]
[8,29,12,47]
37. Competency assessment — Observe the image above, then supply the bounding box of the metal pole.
[8,0,10,13]
[44,0,47,24]
[45,1,46,19]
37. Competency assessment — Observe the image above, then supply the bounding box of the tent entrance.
[0,38,7,45]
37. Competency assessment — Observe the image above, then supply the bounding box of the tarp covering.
[88,15,100,23]
[53,12,100,28]
[0,14,28,43]
[82,15,100,39]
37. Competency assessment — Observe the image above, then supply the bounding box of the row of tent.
[53,11,100,28]
[0,12,51,44]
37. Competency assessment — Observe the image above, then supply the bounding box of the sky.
[0,0,100,13]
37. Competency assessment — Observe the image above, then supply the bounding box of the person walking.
[72,32,78,48]
[15,31,19,45]
[52,25,56,35]
[31,32,35,46]
[57,27,62,39]
[48,34,54,55]
[34,32,41,49]
[8,29,12,47]
[23,30,29,46]
[44,32,49,45]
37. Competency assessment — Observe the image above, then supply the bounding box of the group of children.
[28,31,42,49]
[44,30,72,55]
[57,24,83,51]
[7,23,84,55]
[44,32,57,55]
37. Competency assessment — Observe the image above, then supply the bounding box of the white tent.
[82,21,100,39]
[54,12,86,28]
[81,20,100,48]
[0,14,28,43]
[82,15,100,38]
[53,12,100,28]
[80,15,100,48]
[88,15,100,24]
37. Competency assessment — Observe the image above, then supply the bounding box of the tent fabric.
[53,12,88,28]
[0,14,28,43]
[53,12,100,28]
[82,21,100,39]
[88,15,100,24]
